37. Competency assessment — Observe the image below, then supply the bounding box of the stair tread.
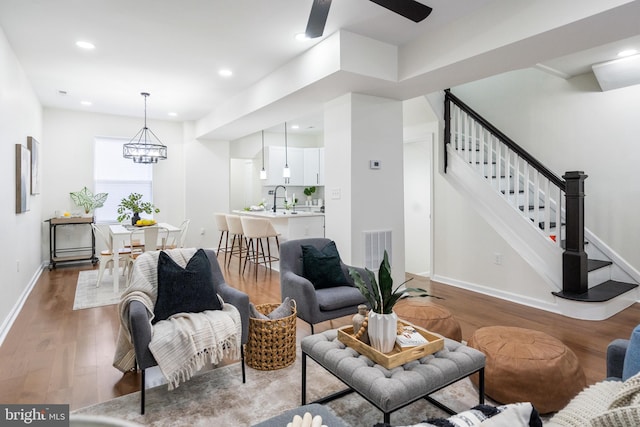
[588,259,612,272]
[552,280,638,302]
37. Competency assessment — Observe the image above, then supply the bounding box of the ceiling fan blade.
[369,0,432,22]
[305,0,332,38]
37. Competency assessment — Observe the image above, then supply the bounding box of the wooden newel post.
[562,171,588,294]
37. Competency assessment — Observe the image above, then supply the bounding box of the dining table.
[108,222,181,293]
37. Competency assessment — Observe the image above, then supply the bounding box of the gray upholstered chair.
[127,249,249,414]
[279,238,370,334]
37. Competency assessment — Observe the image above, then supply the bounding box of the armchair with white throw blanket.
[113,248,249,414]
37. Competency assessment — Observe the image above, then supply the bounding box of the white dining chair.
[165,219,190,249]
[91,223,132,287]
[125,226,169,286]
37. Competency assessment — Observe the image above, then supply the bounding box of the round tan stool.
[467,326,586,414]
[394,299,462,342]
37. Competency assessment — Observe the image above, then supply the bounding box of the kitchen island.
[232,209,324,241]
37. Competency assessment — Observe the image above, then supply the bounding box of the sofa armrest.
[218,281,250,345]
[128,300,156,370]
[607,338,629,380]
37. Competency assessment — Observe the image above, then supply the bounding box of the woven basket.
[245,300,297,370]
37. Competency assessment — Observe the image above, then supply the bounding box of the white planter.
[368,310,398,353]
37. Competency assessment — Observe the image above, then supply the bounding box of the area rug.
[73,270,128,310]
[72,354,486,426]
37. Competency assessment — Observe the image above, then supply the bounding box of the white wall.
[182,122,231,250]
[42,109,185,255]
[0,27,43,338]
[453,68,640,272]
[324,93,405,283]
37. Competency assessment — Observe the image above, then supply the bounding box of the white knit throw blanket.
[112,248,241,390]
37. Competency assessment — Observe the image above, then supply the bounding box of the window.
[94,136,153,223]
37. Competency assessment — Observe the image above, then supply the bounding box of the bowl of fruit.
[134,219,157,227]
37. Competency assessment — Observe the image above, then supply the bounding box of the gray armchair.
[279,238,370,334]
[128,249,249,414]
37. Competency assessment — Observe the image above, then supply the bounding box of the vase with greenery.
[116,193,160,225]
[70,187,108,216]
[349,250,439,353]
[303,186,316,205]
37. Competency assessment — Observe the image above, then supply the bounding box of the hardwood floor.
[1,256,639,411]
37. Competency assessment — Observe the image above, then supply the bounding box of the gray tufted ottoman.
[301,329,486,424]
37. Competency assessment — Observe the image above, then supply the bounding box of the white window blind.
[94,136,153,223]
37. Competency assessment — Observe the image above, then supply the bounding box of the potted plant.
[303,186,316,205]
[116,193,160,225]
[70,187,108,216]
[349,250,439,353]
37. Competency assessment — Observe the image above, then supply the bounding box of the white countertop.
[232,209,324,218]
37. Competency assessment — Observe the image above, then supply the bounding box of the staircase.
[443,90,638,320]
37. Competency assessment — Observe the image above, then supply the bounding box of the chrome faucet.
[273,185,286,213]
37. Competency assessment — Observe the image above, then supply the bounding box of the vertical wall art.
[27,136,40,195]
[15,143,31,213]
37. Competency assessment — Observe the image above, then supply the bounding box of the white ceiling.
[1,0,639,138]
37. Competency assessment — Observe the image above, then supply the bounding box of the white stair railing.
[445,91,566,246]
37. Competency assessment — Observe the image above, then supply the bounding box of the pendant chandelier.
[123,92,167,164]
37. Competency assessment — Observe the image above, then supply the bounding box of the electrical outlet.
[330,188,341,200]
[494,253,502,265]
[200,228,205,235]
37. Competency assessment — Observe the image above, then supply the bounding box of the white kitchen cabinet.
[303,147,325,186]
[265,146,304,186]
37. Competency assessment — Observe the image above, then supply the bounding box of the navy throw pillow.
[153,249,222,324]
[301,241,349,289]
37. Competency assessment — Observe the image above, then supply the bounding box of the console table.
[46,217,97,270]
[301,329,486,424]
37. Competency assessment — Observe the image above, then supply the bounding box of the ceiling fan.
[305,0,433,39]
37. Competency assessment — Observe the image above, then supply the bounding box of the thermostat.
[370,160,381,169]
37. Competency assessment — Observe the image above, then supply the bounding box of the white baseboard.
[0,263,45,346]
[408,271,430,277]
[432,273,562,315]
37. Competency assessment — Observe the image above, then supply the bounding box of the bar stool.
[225,214,245,274]
[240,216,280,280]
[214,213,231,264]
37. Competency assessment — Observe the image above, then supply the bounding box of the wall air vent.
[364,230,392,270]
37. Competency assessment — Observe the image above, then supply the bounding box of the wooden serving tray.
[337,320,444,369]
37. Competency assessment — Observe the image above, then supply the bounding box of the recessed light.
[218,69,233,77]
[168,112,178,117]
[76,41,95,50]
[618,49,638,58]
[58,90,68,96]
[295,33,310,41]
[291,124,300,130]
[80,101,92,106]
